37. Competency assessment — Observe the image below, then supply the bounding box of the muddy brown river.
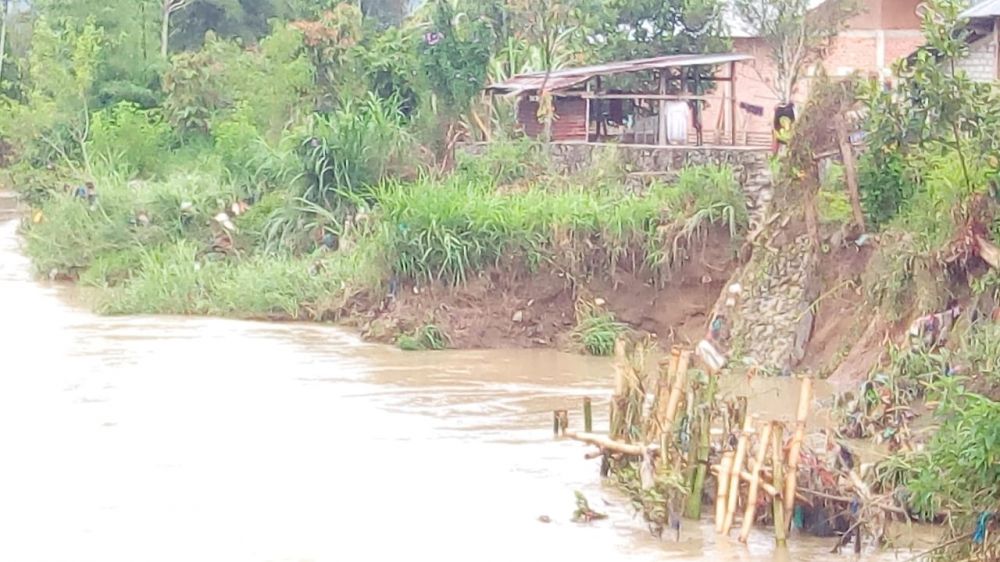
[0,196,929,561]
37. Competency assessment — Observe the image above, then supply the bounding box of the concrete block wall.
[955,35,998,83]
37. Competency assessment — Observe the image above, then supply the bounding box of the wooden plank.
[658,71,668,146]
[730,61,737,146]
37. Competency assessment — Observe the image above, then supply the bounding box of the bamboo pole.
[660,348,691,461]
[771,423,787,547]
[583,397,593,433]
[734,396,748,433]
[563,430,646,456]
[662,349,690,429]
[739,422,774,543]
[648,348,681,441]
[723,415,753,534]
[610,340,627,438]
[715,451,734,533]
[684,372,718,520]
[783,377,812,529]
[710,466,780,497]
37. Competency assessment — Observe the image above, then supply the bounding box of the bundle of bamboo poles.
[711,377,811,544]
[553,343,827,546]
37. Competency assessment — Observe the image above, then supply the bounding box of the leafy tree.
[355,23,421,116]
[359,0,411,27]
[734,0,859,104]
[292,3,366,106]
[584,0,730,63]
[30,0,163,107]
[0,0,9,88]
[19,16,104,170]
[163,26,314,136]
[161,0,191,58]
[857,0,1000,225]
[418,0,500,115]
[168,0,285,52]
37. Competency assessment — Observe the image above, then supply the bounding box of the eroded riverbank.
[0,210,933,562]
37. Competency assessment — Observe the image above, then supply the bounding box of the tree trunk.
[834,114,866,232]
[160,2,170,60]
[804,167,821,249]
[0,0,9,87]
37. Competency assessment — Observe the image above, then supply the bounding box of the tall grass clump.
[23,181,146,277]
[98,241,213,315]
[397,324,449,351]
[88,102,174,178]
[297,94,413,208]
[571,299,627,356]
[372,164,746,285]
[98,235,388,318]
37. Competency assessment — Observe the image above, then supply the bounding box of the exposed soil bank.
[357,228,738,352]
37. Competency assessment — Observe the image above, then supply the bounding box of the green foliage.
[162,39,226,135]
[89,102,173,177]
[297,94,412,207]
[356,24,421,116]
[818,163,852,224]
[907,384,1000,520]
[292,3,366,105]
[571,310,626,356]
[397,324,449,350]
[419,0,498,114]
[454,136,548,185]
[857,0,1000,228]
[97,237,382,319]
[733,0,858,103]
[892,150,986,253]
[857,150,913,227]
[587,0,729,62]
[211,103,302,200]
[374,164,745,285]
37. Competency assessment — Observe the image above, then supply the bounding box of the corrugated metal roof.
[962,0,1000,19]
[486,53,755,94]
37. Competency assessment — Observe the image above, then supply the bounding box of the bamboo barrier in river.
[550,343,893,550]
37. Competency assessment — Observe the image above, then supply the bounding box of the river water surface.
[0,195,926,562]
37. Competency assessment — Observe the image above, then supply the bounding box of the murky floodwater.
[0,195,927,562]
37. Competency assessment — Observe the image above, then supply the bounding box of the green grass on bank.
[20,156,749,319]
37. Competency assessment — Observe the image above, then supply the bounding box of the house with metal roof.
[726,0,924,137]
[486,53,758,147]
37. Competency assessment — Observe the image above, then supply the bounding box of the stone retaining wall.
[727,234,819,374]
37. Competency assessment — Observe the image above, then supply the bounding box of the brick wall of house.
[701,31,925,142]
[692,0,927,144]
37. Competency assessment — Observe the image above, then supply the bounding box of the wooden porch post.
[658,70,668,146]
[584,79,591,142]
[486,92,494,142]
[730,61,738,146]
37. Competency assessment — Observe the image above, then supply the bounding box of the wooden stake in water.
[684,372,718,520]
[723,415,753,535]
[771,422,787,547]
[783,377,812,529]
[660,348,691,461]
[583,397,593,433]
[610,340,627,438]
[739,421,773,543]
[715,451,734,533]
[553,410,568,437]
